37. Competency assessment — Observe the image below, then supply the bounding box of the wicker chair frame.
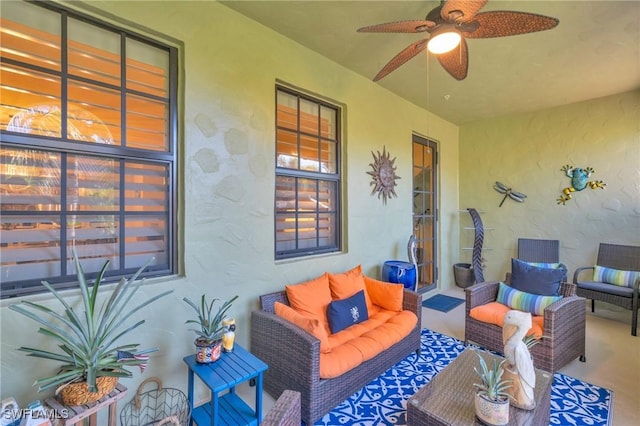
[517,238,560,263]
[251,289,421,425]
[260,390,301,426]
[465,238,585,373]
[464,280,586,372]
[573,243,640,336]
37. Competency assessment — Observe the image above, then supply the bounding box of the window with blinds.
[275,87,341,259]
[0,1,177,297]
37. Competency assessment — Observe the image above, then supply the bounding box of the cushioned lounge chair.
[465,280,586,372]
[573,243,640,336]
[465,238,586,372]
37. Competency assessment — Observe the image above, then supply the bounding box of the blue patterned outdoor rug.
[421,294,465,313]
[315,329,613,426]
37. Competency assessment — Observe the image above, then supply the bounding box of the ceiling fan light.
[427,31,461,54]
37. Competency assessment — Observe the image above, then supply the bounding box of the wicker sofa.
[251,286,421,424]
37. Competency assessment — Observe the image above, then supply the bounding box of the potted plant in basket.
[473,350,513,426]
[8,248,173,406]
[183,294,238,364]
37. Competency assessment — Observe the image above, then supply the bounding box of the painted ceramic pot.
[195,339,222,364]
[474,393,509,426]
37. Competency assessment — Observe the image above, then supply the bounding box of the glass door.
[412,134,438,292]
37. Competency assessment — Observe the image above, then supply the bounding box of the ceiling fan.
[357,0,559,81]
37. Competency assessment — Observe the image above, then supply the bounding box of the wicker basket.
[120,377,190,426]
[57,376,119,406]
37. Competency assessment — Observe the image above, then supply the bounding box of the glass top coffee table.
[407,348,552,425]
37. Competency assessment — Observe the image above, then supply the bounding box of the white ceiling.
[220,0,640,125]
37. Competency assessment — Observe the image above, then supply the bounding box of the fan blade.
[373,38,429,81]
[441,0,488,23]
[437,37,468,80]
[357,20,436,33]
[465,11,559,39]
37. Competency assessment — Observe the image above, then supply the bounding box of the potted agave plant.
[183,294,238,364]
[8,248,172,406]
[473,350,513,426]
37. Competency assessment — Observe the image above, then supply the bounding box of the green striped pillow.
[593,265,640,288]
[496,282,562,316]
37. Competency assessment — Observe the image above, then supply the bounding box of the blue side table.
[184,344,268,425]
[382,260,417,291]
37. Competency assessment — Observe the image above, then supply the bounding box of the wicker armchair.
[465,280,586,372]
[573,243,640,336]
[261,390,301,426]
[465,238,585,372]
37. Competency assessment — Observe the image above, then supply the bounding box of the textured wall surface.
[1,0,637,410]
[459,90,640,280]
[0,0,459,405]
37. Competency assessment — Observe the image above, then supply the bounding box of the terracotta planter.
[195,339,222,364]
[474,393,509,426]
[57,376,118,406]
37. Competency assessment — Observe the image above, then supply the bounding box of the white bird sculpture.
[407,234,418,290]
[502,310,536,410]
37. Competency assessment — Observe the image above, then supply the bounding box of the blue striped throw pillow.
[496,282,562,316]
[593,265,640,288]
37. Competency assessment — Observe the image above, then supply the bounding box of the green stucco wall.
[1,0,637,411]
[0,1,459,404]
[458,90,640,280]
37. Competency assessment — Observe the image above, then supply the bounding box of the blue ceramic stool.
[381,260,417,291]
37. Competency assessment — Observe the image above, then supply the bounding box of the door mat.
[421,294,464,313]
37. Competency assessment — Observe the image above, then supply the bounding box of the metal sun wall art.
[557,164,606,205]
[367,146,400,205]
[493,181,527,207]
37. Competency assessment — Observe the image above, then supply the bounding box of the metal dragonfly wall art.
[493,181,527,207]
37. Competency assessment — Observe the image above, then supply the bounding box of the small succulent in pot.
[8,248,172,404]
[183,294,238,363]
[473,350,512,426]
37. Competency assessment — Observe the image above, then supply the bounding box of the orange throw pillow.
[364,276,404,312]
[274,302,331,353]
[328,265,373,312]
[285,273,332,333]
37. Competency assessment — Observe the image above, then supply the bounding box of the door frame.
[412,133,438,293]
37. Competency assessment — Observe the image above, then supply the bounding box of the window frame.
[274,85,342,260]
[0,1,179,298]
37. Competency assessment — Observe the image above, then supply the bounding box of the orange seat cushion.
[361,310,418,350]
[327,309,396,348]
[364,276,404,312]
[319,342,364,379]
[469,302,543,338]
[274,302,331,353]
[285,273,332,334]
[319,309,418,378]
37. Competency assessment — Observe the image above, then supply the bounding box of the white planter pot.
[474,393,509,426]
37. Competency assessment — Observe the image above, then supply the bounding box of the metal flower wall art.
[367,146,400,204]
[557,164,606,205]
[493,181,527,207]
